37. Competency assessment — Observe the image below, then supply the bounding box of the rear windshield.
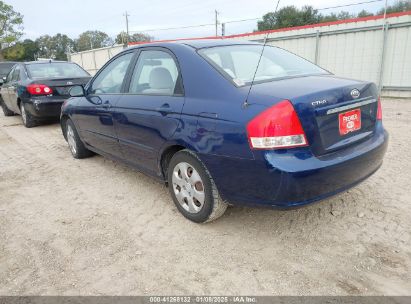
[26,62,90,79]
[198,45,328,86]
[0,63,16,76]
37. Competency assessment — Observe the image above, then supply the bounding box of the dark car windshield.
[0,63,16,76]
[199,45,328,86]
[26,62,90,79]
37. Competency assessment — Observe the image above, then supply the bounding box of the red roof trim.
[129,10,411,46]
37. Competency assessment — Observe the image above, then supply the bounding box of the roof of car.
[177,39,259,49]
[24,60,70,65]
[129,39,260,50]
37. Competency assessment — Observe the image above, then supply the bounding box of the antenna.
[244,0,281,107]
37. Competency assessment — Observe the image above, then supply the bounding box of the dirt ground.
[0,98,410,296]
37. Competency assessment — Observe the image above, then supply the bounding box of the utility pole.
[215,10,219,36]
[124,11,130,45]
[383,0,388,27]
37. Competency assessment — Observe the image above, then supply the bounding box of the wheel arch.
[60,114,70,140]
[16,97,22,110]
[159,144,187,182]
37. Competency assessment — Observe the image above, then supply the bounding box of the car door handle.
[198,112,218,119]
[156,103,171,115]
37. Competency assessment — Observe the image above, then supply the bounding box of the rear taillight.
[377,97,382,120]
[246,100,308,150]
[27,84,53,96]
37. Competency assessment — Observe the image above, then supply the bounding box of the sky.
[7,0,388,41]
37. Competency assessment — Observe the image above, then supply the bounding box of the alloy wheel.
[66,124,77,155]
[20,105,27,125]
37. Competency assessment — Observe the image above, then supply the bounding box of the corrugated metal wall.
[68,12,411,97]
[68,45,125,75]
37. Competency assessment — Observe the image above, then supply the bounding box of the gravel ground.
[0,98,410,295]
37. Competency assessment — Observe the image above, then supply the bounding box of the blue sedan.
[61,40,388,223]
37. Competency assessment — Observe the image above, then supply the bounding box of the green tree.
[0,1,23,48]
[257,6,321,31]
[1,42,24,60]
[334,11,355,20]
[378,0,411,14]
[75,30,112,52]
[115,31,152,44]
[21,39,39,61]
[357,9,374,18]
[256,4,390,31]
[1,39,39,61]
[320,12,339,23]
[36,34,74,60]
[319,11,355,22]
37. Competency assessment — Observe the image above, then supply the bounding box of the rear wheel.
[167,150,227,223]
[65,119,93,159]
[20,103,37,128]
[0,98,14,116]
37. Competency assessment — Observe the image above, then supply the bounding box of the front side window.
[6,67,15,83]
[129,50,180,95]
[11,66,20,81]
[0,63,16,76]
[26,63,89,79]
[90,53,134,94]
[199,45,328,86]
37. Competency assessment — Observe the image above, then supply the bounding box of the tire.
[65,119,93,159]
[20,103,37,128]
[167,149,227,223]
[0,98,15,116]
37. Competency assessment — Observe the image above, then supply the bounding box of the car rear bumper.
[23,97,65,120]
[200,123,388,208]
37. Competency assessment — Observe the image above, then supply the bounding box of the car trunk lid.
[248,75,379,156]
[30,77,91,97]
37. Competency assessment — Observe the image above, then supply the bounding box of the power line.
[317,0,384,11]
[225,17,261,24]
[129,0,386,34]
[130,23,215,33]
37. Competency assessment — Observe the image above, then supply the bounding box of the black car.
[0,60,91,127]
[0,61,18,86]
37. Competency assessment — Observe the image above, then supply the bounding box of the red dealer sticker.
[339,109,361,135]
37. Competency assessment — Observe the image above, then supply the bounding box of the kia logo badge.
[351,89,360,99]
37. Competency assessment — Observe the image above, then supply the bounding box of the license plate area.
[339,108,361,136]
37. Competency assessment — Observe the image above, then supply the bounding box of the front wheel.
[167,150,227,223]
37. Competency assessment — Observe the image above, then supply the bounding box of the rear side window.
[26,63,90,79]
[199,45,328,86]
[90,53,134,94]
[128,50,180,95]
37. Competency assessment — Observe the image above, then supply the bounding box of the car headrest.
[149,67,174,90]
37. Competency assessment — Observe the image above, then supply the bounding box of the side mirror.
[69,85,85,97]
